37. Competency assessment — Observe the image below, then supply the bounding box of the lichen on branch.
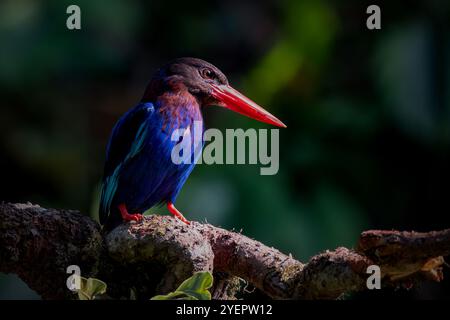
[0,202,448,299]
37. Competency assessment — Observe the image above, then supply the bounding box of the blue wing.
[99,101,201,226]
[99,102,156,224]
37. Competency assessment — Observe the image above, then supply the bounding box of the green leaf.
[77,277,107,300]
[176,271,213,300]
[150,271,213,300]
[151,292,197,300]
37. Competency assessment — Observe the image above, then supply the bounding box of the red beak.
[210,84,286,128]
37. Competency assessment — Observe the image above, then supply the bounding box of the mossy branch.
[0,202,448,299]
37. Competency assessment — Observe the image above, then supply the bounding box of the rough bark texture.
[0,203,103,299]
[0,202,448,299]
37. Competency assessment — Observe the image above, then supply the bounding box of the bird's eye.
[200,68,214,80]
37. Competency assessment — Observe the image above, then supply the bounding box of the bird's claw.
[167,202,190,225]
[124,213,143,222]
[176,215,191,225]
[118,204,143,223]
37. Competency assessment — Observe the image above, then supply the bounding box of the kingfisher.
[99,58,286,231]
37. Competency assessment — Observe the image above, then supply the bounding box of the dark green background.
[0,0,449,299]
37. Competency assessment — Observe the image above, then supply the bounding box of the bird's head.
[145,57,286,128]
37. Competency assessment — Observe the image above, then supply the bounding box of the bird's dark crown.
[143,57,229,105]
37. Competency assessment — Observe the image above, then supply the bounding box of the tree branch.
[0,202,448,299]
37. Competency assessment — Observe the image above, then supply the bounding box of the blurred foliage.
[1,0,450,299]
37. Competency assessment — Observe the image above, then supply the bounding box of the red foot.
[118,204,143,222]
[167,202,190,225]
